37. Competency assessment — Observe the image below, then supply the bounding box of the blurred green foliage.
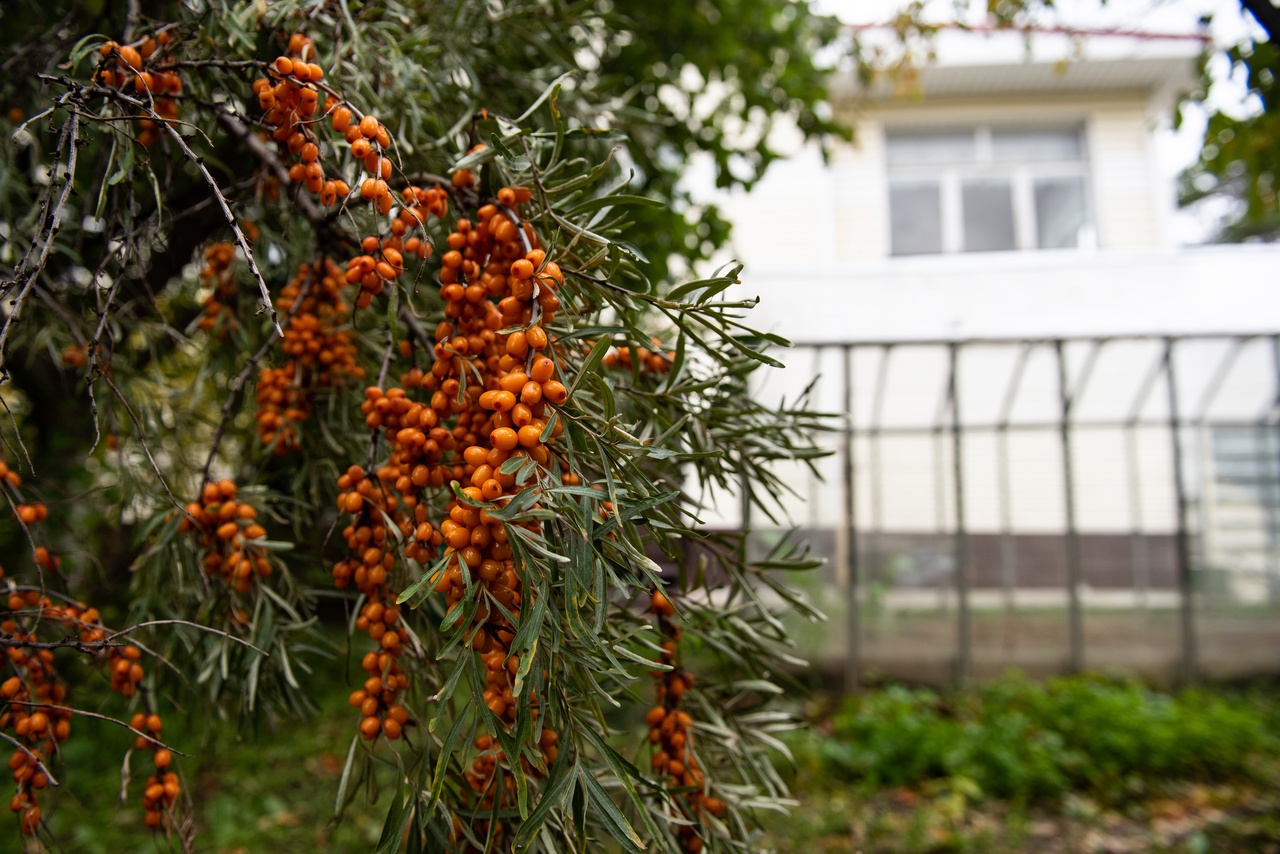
[1179,38,1280,241]
[790,674,1280,804]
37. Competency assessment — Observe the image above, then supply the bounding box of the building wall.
[699,70,1280,585]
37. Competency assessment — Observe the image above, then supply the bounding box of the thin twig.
[96,373,189,516]
[4,700,189,756]
[0,395,34,475]
[0,99,79,381]
[0,635,123,651]
[365,333,397,471]
[32,285,86,345]
[151,58,271,72]
[214,110,326,226]
[397,304,433,349]
[375,329,395,390]
[104,619,270,657]
[0,732,59,788]
[47,77,282,337]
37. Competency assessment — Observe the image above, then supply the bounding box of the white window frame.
[885,124,1094,256]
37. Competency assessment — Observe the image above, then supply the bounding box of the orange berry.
[119,45,142,70]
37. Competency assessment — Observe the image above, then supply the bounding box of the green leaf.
[565,194,663,217]
[423,710,469,817]
[334,734,361,819]
[374,778,413,854]
[512,754,576,851]
[579,768,646,853]
[568,336,613,398]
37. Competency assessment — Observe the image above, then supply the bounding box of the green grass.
[789,674,1280,804]
[763,674,1280,854]
[40,644,401,853]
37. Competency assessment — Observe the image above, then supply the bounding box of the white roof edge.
[830,54,1200,104]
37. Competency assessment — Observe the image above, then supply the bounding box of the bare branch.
[4,700,189,756]
[0,100,79,384]
[97,373,189,516]
[46,77,283,338]
[105,620,270,657]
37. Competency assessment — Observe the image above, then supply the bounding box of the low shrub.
[797,674,1279,803]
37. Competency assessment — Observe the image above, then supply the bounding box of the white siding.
[1088,105,1162,249]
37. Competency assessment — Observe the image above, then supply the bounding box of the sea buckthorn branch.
[39,72,283,338]
[323,179,581,847]
[0,475,188,838]
[644,590,726,854]
[0,99,79,386]
[0,11,835,850]
[199,260,314,478]
[254,258,364,454]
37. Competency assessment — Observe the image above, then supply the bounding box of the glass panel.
[886,131,976,166]
[992,129,1083,161]
[889,181,943,256]
[1034,177,1087,249]
[961,179,1016,252]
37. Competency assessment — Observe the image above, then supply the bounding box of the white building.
[704,35,1280,683]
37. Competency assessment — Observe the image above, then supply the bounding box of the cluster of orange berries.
[603,337,675,374]
[252,34,348,202]
[331,187,577,845]
[253,32,448,311]
[646,590,723,853]
[129,711,178,828]
[60,344,88,369]
[344,184,444,309]
[333,465,413,742]
[255,260,364,453]
[94,32,181,146]
[178,479,271,593]
[1,573,158,834]
[197,242,240,336]
[2,483,174,837]
[2,461,58,573]
[13,502,48,527]
[1,590,72,837]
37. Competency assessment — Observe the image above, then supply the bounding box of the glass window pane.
[961,179,1016,252]
[992,129,1083,161]
[1034,177,1087,249]
[886,132,976,166]
[889,181,943,256]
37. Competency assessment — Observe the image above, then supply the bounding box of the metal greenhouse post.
[842,345,861,693]
[949,343,971,684]
[1165,338,1198,685]
[1056,339,1085,674]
